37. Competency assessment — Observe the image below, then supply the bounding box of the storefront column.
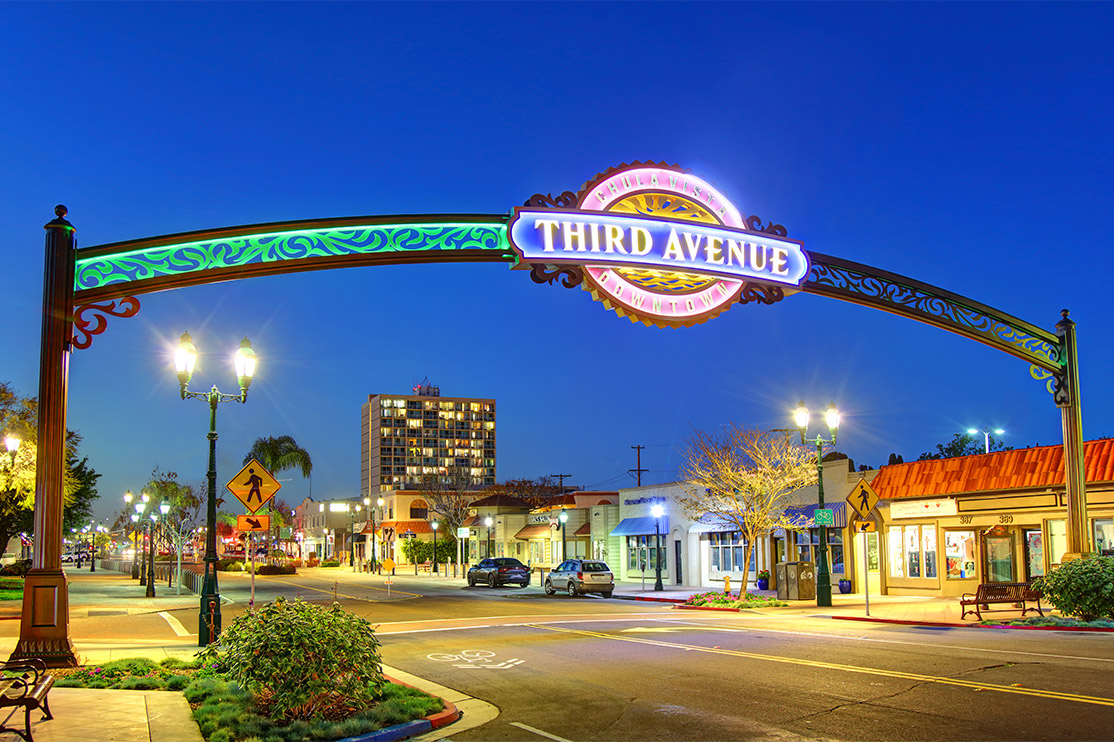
[1055,310,1090,556]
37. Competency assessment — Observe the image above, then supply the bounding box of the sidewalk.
[0,567,198,622]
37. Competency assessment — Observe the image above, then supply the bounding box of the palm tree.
[243,435,313,479]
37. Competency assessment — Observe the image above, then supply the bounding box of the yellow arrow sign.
[226,459,282,514]
[237,514,271,532]
[846,478,880,520]
[851,519,877,533]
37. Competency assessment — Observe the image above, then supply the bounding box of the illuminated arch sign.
[507,163,809,327]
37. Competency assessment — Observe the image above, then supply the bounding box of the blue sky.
[2,2,1113,523]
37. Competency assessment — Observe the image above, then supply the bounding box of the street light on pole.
[374,497,384,573]
[160,500,172,588]
[135,494,150,586]
[967,427,1004,455]
[558,510,568,562]
[146,510,158,598]
[432,520,439,575]
[650,504,664,591]
[348,502,363,573]
[794,400,841,608]
[174,331,256,646]
[3,434,19,463]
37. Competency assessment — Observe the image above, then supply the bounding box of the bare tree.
[421,465,480,540]
[485,476,561,509]
[677,425,817,588]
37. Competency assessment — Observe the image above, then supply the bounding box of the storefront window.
[628,535,664,572]
[888,524,938,580]
[797,529,842,573]
[710,532,755,573]
[1095,519,1114,556]
[944,531,976,579]
[1048,520,1067,567]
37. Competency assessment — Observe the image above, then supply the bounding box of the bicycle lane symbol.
[426,649,525,670]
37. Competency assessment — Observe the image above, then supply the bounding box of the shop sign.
[890,498,957,519]
[623,496,666,506]
[507,164,809,328]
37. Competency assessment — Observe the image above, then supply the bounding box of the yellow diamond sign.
[846,478,880,520]
[226,459,282,514]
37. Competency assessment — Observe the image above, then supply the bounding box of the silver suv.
[545,559,614,598]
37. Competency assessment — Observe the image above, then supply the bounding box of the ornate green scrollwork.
[75,220,509,296]
[804,254,1061,373]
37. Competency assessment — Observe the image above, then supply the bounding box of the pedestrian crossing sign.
[226,459,282,514]
[846,478,880,520]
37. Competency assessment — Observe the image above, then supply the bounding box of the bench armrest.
[0,659,45,687]
[960,592,976,600]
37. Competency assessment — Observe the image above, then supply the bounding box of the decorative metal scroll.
[1029,365,1068,403]
[71,296,141,350]
[74,218,510,301]
[524,191,578,208]
[804,253,1062,373]
[739,283,785,305]
[529,264,584,289]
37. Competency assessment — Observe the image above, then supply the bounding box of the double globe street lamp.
[794,401,841,608]
[174,331,256,646]
[968,427,1004,454]
[651,503,664,591]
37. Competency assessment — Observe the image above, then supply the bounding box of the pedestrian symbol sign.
[846,478,880,520]
[226,459,282,514]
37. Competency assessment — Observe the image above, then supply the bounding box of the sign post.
[862,530,870,616]
[847,478,881,616]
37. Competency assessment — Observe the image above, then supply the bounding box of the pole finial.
[54,204,67,218]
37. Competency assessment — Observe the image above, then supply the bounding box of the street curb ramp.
[336,674,462,742]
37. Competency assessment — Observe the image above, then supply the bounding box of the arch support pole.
[11,207,78,667]
[1055,310,1090,558]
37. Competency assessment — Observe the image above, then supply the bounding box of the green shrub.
[1033,555,1114,621]
[184,677,235,704]
[256,564,296,576]
[319,559,340,568]
[166,675,190,691]
[217,559,245,572]
[199,596,384,721]
[121,676,165,690]
[0,560,31,577]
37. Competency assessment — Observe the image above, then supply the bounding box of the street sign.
[381,558,396,572]
[851,520,877,533]
[226,459,282,513]
[814,508,835,526]
[400,531,416,540]
[846,478,881,520]
[237,514,271,532]
[456,527,470,539]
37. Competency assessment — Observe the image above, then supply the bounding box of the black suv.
[545,559,614,598]
[467,557,530,588]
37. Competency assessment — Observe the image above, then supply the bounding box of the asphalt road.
[35,572,1114,740]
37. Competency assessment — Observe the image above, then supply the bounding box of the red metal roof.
[514,524,553,539]
[377,520,433,535]
[871,438,1114,499]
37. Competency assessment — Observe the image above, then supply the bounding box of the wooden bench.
[0,658,54,742]
[959,582,1044,621]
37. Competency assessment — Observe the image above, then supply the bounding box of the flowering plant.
[757,569,770,580]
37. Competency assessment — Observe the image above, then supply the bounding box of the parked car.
[545,559,614,598]
[467,557,530,588]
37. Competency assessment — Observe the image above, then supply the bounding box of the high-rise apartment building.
[361,381,496,494]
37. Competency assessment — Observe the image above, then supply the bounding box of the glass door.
[984,536,1015,583]
[1024,529,1044,581]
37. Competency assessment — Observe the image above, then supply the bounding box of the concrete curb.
[674,604,741,612]
[613,595,688,604]
[830,615,1114,632]
[336,674,462,742]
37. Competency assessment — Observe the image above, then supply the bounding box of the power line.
[628,445,649,487]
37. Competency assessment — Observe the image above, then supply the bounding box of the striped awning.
[688,514,736,534]
[514,524,553,540]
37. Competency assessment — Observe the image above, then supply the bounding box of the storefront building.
[871,439,1114,597]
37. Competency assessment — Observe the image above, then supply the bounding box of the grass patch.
[0,576,24,600]
[684,590,788,608]
[980,615,1114,629]
[50,656,444,741]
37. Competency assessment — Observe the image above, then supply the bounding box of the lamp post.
[484,516,493,558]
[558,510,568,562]
[794,400,841,608]
[432,520,439,575]
[373,497,383,573]
[130,513,140,578]
[174,331,256,646]
[160,500,172,588]
[146,510,158,598]
[967,427,1004,455]
[3,434,19,463]
[124,491,139,578]
[650,504,664,591]
[135,494,150,586]
[348,502,363,573]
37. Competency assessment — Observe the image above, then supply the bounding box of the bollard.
[207,600,217,645]
[724,575,731,595]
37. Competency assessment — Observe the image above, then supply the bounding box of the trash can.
[775,561,817,601]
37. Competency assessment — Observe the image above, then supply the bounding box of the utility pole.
[551,473,571,496]
[629,445,649,486]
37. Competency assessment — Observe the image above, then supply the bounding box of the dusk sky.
[2,3,1113,525]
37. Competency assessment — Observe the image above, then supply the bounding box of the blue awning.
[783,502,847,528]
[689,514,735,534]
[609,516,669,537]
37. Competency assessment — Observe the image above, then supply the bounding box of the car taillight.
[498,567,508,572]
[577,572,583,580]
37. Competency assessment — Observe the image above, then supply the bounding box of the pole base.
[10,570,78,668]
[816,583,833,608]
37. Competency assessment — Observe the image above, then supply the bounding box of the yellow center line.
[266,577,421,600]
[529,624,1114,707]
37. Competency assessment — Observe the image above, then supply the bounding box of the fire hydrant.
[723,575,731,595]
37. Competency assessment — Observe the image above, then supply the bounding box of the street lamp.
[432,520,439,575]
[484,516,493,558]
[146,510,158,598]
[135,494,150,586]
[558,510,568,562]
[967,427,1004,455]
[124,491,139,578]
[348,502,363,573]
[3,434,18,463]
[175,331,256,646]
[794,400,841,608]
[160,500,172,588]
[650,504,664,591]
[130,513,140,578]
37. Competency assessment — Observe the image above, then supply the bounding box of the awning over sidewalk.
[609,516,669,537]
[783,502,848,528]
[514,524,553,540]
[689,514,735,534]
